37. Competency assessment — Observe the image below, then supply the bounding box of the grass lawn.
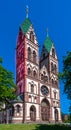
[0,124,71,130]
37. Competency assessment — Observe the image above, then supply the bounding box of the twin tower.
[14,13,62,123]
[0,8,61,123]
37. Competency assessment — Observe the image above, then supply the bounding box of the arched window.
[54,64,57,73]
[51,62,54,71]
[28,68,32,76]
[30,105,36,121]
[16,105,20,113]
[52,79,54,84]
[41,74,43,80]
[33,70,37,77]
[44,76,48,82]
[28,47,31,59]
[30,31,34,42]
[55,81,58,88]
[31,84,34,93]
[54,92,57,99]
[52,48,55,58]
[33,51,36,63]
[54,108,58,122]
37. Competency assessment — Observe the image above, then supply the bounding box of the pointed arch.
[16,105,21,113]
[30,31,34,42]
[52,48,55,58]
[28,47,31,59]
[27,67,32,76]
[33,50,36,63]
[41,99,50,121]
[54,108,59,122]
[51,62,54,71]
[31,84,34,93]
[30,105,36,121]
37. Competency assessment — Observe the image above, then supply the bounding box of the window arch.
[28,68,32,76]
[30,105,36,121]
[55,80,58,88]
[33,51,36,63]
[44,76,48,82]
[51,62,54,71]
[16,105,21,113]
[54,64,57,73]
[52,79,54,84]
[31,84,34,93]
[33,70,37,77]
[54,108,58,122]
[30,31,34,42]
[28,47,31,59]
[52,48,55,58]
[54,91,57,99]
[41,74,43,80]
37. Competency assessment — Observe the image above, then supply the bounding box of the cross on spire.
[46,28,49,37]
[26,5,29,18]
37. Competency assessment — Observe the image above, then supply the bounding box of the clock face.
[41,86,49,96]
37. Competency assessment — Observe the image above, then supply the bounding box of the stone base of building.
[11,119,62,124]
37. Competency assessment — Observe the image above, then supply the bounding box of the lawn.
[0,124,71,130]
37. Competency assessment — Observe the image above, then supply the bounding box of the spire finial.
[26,5,29,18]
[46,28,48,37]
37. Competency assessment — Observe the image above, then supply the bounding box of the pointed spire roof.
[44,36,53,53]
[20,6,32,34]
[21,18,32,34]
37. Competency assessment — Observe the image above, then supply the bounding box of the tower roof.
[21,18,32,34]
[44,36,53,53]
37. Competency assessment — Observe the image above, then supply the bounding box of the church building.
[0,7,61,124]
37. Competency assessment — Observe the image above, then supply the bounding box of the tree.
[0,57,17,108]
[59,52,71,122]
[59,52,71,99]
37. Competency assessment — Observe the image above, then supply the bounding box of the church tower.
[40,35,61,122]
[16,7,40,122]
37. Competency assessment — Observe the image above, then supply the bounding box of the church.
[0,7,61,123]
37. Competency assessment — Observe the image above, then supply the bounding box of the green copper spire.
[20,6,32,34]
[21,18,32,34]
[44,36,53,53]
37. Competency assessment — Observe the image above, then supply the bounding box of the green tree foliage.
[59,52,71,100]
[0,57,17,104]
[59,52,71,122]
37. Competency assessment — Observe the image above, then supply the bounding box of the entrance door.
[30,106,36,121]
[41,99,50,121]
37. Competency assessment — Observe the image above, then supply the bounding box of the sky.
[0,0,71,114]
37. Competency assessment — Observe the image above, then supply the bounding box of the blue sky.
[0,0,71,114]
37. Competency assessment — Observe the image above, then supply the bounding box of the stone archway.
[30,105,36,121]
[41,99,50,121]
